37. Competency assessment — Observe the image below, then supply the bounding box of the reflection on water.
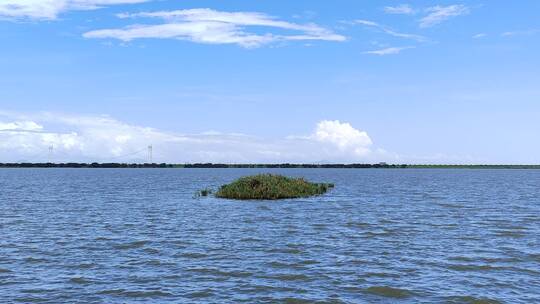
[1,168,539,303]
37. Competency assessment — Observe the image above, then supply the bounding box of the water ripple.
[1,168,539,303]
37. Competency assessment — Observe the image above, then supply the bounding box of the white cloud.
[473,33,486,39]
[312,120,372,157]
[419,5,469,28]
[363,46,413,55]
[354,19,425,41]
[0,112,384,163]
[0,120,43,131]
[384,4,415,15]
[0,0,149,20]
[83,8,346,48]
[501,29,540,37]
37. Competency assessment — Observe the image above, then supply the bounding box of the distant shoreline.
[1,163,539,169]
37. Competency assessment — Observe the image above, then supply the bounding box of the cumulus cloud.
[419,5,469,28]
[363,46,413,55]
[83,8,346,48]
[0,0,149,20]
[384,4,415,15]
[0,112,386,163]
[353,19,425,41]
[312,120,372,157]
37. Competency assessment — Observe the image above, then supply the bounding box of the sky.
[0,0,539,164]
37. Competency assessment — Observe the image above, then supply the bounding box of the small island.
[214,174,334,200]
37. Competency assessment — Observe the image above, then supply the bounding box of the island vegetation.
[214,174,334,200]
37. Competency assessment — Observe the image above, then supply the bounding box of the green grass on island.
[214,174,334,200]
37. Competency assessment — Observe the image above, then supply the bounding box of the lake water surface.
[1,168,539,303]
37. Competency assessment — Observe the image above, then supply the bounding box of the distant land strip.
[0,163,539,169]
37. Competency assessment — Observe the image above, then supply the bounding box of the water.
[1,168,539,303]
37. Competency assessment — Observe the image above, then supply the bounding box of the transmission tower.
[147,145,153,163]
[48,145,53,163]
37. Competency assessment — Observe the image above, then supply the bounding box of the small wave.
[437,202,464,208]
[5,219,25,226]
[128,276,160,284]
[236,284,298,294]
[349,258,370,265]
[428,223,459,229]
[445,295,501,304]
[361,230,396,238]
[268,259,319,270]
[98,288,173,298]
[448,264,507,272]
[23,257,48,264]
[94,236,115,241]
[447,256,476,262]
[0,268,11,273]
[448,256,521,264]
[266,248,304,254]
[113,240,149,250]
[136,259,176,267]
[185,289,214,298]
[346,221,371,228]
[298,259,319,265]
[14,297,47,303]
[176,252,208,259]
[187,267,252,278]
[268,261,293,269]
[170,239,193,246]
[279,297,312,304]
[68,262,97,269]
[364,286,413,299]
[69,277,92,284]
[363,272,400,278]
[267,273,311,282]
[98,289,127,295]
[21,288,53,294]
[143,248,160,254]
[448,264,538,275]
[240,237,263,243]
[527,253,540,262]
[312,223,327,230]
[494,230,526,238]
[163,274,182,280]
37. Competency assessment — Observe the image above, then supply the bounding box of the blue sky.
[0,1,539,164]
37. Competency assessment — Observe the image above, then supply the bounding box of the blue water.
[1,168,539,303]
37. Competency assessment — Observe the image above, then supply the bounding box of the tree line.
[0,163,538,169]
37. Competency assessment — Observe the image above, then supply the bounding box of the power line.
[106,148,147,161]
[19,145,155,164]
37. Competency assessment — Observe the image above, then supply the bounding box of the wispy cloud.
[472,33,486,39]
[83,8,346,48]
[0,0,149,20]
[0,120,43,131]
[501,29,540,37]
[384,4,415,15]
[363,46,414,56]
[354,19,426,41]
[419,5,469,28]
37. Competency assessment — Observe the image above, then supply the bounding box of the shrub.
[215,174,333,200]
